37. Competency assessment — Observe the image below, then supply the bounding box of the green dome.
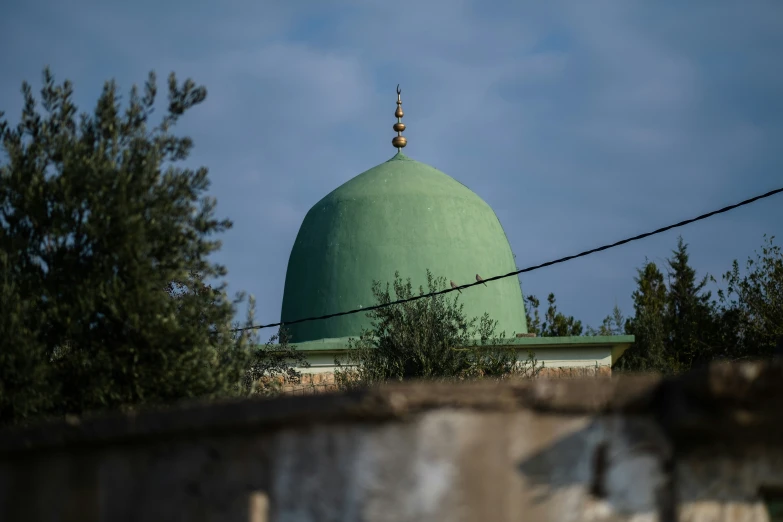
[281,152,528,342]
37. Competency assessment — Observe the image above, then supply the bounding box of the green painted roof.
[288,335,636,352]
[280,152,528,342]
[286,335,635,367]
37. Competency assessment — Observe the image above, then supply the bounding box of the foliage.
[0,69,303,426]
[716,235,783,359]
[522,235,780,375]
[614,239,718,374]
[613,236,780,374]
[614,261,669,372]
[168,272,309,397]
[587,305,626,336]
[334,270,541,388]
[663,237,720,371]
[525,293,583,336]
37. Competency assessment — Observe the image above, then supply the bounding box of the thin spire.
[392,84,407,151]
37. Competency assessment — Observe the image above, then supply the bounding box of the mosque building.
[280,87,633,379]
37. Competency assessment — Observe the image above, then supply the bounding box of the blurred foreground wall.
[1,363,783,522]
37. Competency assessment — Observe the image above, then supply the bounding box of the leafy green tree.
[524,293,583,336]
[717,235,783,360]
[522,236,781,374]
[335,271,541,388]
[0,275,52,422]
[0,68,301,425]
[587,305,626,336]
[232,296,309,396]
[167,272,308,395]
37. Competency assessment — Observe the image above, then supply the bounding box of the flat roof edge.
[286,335,636,352]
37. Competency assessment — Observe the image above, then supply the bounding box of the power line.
[235,186,783,333]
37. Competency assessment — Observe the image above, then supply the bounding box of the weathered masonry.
[2,362,783,521]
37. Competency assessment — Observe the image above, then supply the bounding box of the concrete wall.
[2,362,783,521]
[299,346,615,375]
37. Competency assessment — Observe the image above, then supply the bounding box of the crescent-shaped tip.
[396,84,401,95]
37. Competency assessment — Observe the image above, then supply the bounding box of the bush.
[334,270,541,389]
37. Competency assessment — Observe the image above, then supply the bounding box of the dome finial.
[392,84,407,151]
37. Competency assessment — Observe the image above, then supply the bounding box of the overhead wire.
[233,186,783,333]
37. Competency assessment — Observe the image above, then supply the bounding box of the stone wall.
[279,372,339,395]
[537,365,612,378]
[2,362,783,521]
[277,365,612,395]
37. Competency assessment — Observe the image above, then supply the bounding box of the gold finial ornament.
[392,84,407,150]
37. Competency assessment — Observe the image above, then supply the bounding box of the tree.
[616,238,721,374]
[167,272,309,396]
[615,261,669,372]
[524,294,543,335]
[663,237,719,371]
[232,296,309,396]
[0,68,301,425]
[525,293,583,336]
[717,235,783,360]
[587,305,626,336]
[335,271,541,388]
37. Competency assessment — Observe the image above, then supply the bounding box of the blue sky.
[2,0,782,335]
